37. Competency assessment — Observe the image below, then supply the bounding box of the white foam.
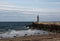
[0,29,49,38]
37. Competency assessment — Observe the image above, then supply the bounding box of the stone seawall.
[26,22,60,33]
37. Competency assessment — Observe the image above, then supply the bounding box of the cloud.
[0,1,60,21]
[39,2,60,4]
[0,1,60,15]
[0,5,60,13]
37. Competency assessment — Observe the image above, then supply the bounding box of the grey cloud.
[0,10,60,21]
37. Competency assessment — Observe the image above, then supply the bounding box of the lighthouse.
[37,15,39,22]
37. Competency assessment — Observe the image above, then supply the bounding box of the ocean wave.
[0,29,49,38]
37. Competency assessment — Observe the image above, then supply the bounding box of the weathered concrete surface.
[33,22,60,25]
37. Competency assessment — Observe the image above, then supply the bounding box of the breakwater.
[26,22,60,33]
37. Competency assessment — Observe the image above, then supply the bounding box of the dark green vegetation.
[26,22,60,33]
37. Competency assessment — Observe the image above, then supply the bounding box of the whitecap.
[0,29,49,38]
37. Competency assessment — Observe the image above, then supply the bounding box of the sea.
[0,22,49,38]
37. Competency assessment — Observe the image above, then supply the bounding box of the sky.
[0,0,60,22]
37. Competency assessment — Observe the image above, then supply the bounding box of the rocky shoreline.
[0,33,60,41]
[26,22,60,33]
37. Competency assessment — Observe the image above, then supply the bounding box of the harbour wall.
[26,22,60,33]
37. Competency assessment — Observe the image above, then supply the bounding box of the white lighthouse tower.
[37,15,39,22]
